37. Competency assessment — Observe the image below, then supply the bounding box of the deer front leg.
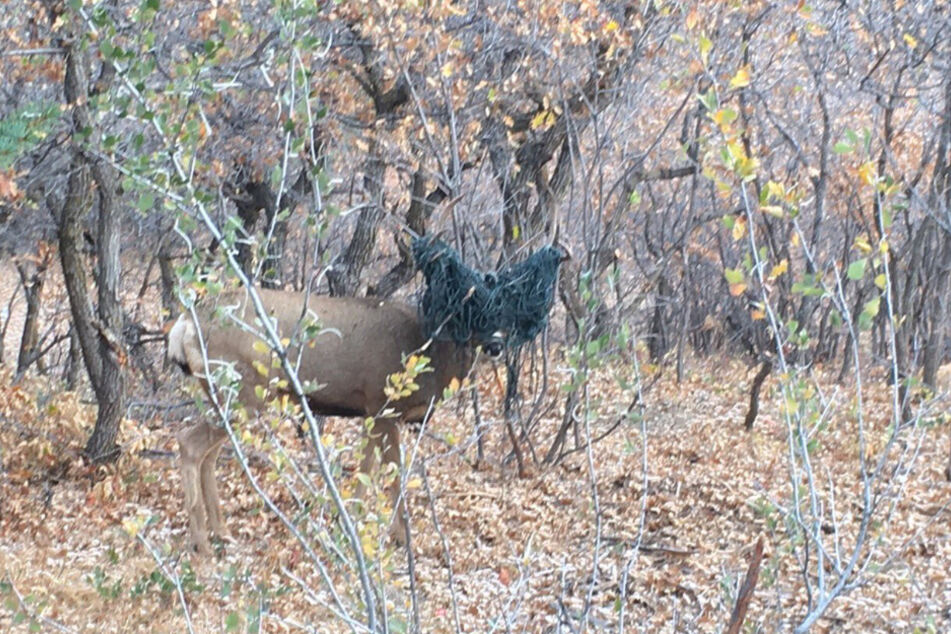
[200,428,230,539]
[177,423,213,556]
[356,418,407,545]
[946,422,951,482]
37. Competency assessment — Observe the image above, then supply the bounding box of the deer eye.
[484,338,504,358]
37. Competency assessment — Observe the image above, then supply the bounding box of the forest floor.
[1,352,950,633]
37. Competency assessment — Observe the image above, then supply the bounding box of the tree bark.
[726,536,765,634]
[328,143,385,297]
[158,239,177,321]
[371,169,447,298]
[64,325,82,390]
[83,157,126,463]
[744,360,773,431]
[58,38,125,463]
[15,258,47,376]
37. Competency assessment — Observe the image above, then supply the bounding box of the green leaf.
[833,141,853,154]
[847,258,866,281]
[698,88,717,112]
[699,35,712,65]
[225,611,240,631]
[724,267,744,284]
[137,192,155,212]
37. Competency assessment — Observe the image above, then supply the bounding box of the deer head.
[167,286,503,555]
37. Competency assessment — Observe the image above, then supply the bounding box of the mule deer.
[167,287,503,555]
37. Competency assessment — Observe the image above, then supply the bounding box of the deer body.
[168,288,486,555]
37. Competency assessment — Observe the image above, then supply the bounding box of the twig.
[421,464,463,633]
[1,570,76,633]
[132,535,196,634]
[744,360,773,431]
[726,536,765,634]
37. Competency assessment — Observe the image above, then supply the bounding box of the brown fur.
[937,363,951,482]
[168,288,487,555]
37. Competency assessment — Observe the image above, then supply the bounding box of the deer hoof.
[190,537,214,557]
[389,519,408,547]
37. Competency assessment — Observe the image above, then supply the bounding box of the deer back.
[172,288,475,420]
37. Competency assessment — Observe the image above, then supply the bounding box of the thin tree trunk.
[59,38,125,463]
[726,536,765,634]
[15,260,46,376]
[158,239,177,321]
[83,157,126,463]
[65,325,82,390]
[328,143,385,297]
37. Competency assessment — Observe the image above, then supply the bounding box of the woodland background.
[1,0,951,632]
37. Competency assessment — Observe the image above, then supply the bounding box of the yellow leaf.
[441,62,453,77]
[712,108,737,129]
[879,239,889,254]
[858,161,877,186]
[730,66,751,89]
[765,180,784,201]
[406,477,422,490]
[604,20,618,33]
[448,376,461,393]
[729,282,747,297]
[736,155,759,181]
[699,35,712,66]
[769,259,788,280]
[874,273,887,290]
[761,205,784,218]
[732,216,747,241]
[361,534,376,559]
[122,517,143,537]
[853,235,872,254]
[530,109,555,130]
[903,33,917,48]
[751,308,766,320]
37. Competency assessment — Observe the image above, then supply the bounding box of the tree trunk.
[158,239,177,321]
[15,259,46,376]
[65,325,82,390]
[328,144,385,297]
[58,38,125,463]
[83,157,126,463]
[371,169,446,298]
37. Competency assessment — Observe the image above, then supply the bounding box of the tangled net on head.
[411,236,564,347]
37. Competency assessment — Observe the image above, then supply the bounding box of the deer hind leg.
[946,422,951,482]
[356,418,407,544]
[200,429,230,539]
[177,422,214,556]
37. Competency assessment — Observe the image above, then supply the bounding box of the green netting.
[412,236,564,347]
